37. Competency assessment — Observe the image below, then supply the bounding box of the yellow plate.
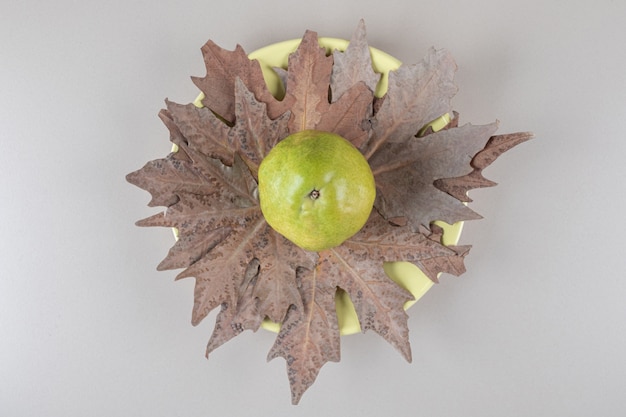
[191,37,462,335]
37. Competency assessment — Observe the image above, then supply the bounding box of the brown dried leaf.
[251,228,318,323]
[314,82,373,148]
[318,248,412,358]
[317,212,471,359]
[158,107,193,150]
[330,252,412,356]
[205,260,261,355]
[267,267,340,405]
[419,224,471,283]
[283,30,374,146]
[128,143,315,329]
[126,153,194,209]
[370,122,501,231]
[161,102,232,165]
[165,79,290,174]
[176,224,261,327]
[331,19,380,102]
[362,47,458,159]
[228,78,291,172]
[282,30,333,132]
[191,41,285,122]
[435,131,535,202]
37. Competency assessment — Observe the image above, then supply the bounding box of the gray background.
[2,0,625,415]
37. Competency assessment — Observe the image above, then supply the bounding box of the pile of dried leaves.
[127,20,532,404]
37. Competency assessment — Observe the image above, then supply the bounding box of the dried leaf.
[434,131,535,202]
[282,30,333,132]
[318,212,471,360]
[267,267,340,405]
[315,82,373,148]
[165,78,290,174]
[362,47,458,159]
[127,144,315,328]
[206,259,263,355]
[283,30,374,146]
[370,122,501,231]
[191,41,285,122]
[419,223,471,282]
[331,19,380,101]
[126,152,199,209]
[228,78,291,172]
